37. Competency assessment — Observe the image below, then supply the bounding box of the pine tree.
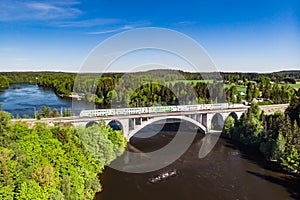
[271,133,286,161]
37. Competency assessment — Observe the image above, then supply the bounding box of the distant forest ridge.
[0,69,300,83]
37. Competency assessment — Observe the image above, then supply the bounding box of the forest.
[222,97,300,173]
[0,70,299,111]
[0,112,127,200]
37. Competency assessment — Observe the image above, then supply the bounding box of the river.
[97,123,300,200]
[0,84,299,199]
[0,84,92,117]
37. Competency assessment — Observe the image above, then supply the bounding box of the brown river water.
[97,122,300,200]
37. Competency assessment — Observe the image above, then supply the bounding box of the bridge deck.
[12,107,248,124]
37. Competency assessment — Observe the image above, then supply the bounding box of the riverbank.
[97,123,300,200]
[222,103,300,175]
[221,134,300,176]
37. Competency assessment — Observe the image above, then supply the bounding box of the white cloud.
[175,21,197,26]
[86,21,151,35]
[55,18,123,28]
[0,0,81,21]
[87,25,134,35]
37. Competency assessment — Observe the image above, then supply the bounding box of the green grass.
[223,84,247,93]
[277,82,300,90]
[166,79,215,86]
[289,82,300,89]
[166,79,248,93]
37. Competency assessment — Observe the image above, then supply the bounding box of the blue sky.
[0,0,299,72]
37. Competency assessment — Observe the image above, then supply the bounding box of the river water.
[0,84,299,199]
[97,124,300,200]
[0,84,92,117]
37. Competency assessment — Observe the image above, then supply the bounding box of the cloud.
[0,0,81,21]
[87,25,134,35]
[86,21,151,35]
[175,21,198,26]
[55,18,123,28]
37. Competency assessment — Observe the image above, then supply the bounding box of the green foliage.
[17,180,51,200]
[1,71,300,107]
[270,133,285,161]
[225,100,300,173]
[280,146,299,172]
[0,111,12,133]
[78,120,126,165]
[222,116,235,136]
[0,112,126,199]
[0,76,10,88]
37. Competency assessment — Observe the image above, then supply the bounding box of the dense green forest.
[0,112,126,199]
[223,97,300,173]
[0,70,299,110]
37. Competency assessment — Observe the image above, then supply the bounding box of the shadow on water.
[246,170,300,199]
[223,138,300,199]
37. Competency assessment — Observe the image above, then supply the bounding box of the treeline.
[74,75,226,108]
[221,70,300,83]
[223,96,300,172]
[1,70,299,108]
[0,112,126,199]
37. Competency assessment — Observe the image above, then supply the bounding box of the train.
[79,103,247,117]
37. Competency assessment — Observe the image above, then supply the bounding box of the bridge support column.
[135,117,142,125]
[196,114,202,123]
[202,114,208,132]
[129,118,135,130]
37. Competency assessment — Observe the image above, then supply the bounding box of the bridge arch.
[85,121,99,128]
[229,112,238,120]
[127,116,207,140]
[211,113,224,130]
[107,120,123,131]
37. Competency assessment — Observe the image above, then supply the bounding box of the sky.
[0,0,299,72]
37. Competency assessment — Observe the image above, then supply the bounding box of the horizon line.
[0,69,300,74]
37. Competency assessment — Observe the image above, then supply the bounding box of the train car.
[79,110,93,117]
[94,109,115,116]
[148,106,178,113]
[80,109,113,117]
[178,105,200,112]
[211,103,223,110]
[140,107,148,114]
[115,107,143,115]
[232,103,247,108]
[203,104,213,110]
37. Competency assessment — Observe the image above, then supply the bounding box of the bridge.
[15,106,249,140]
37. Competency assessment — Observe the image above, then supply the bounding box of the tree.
[45,107,52,118]
[285,96,300,126]
[280,145,299,172]
[222,116,235,137]
[246,82,253,101]
[270,133,286,161]
[0,112,13,143]
[0,116,126,199]
[0,76,10,88]
[52,108,59,118]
